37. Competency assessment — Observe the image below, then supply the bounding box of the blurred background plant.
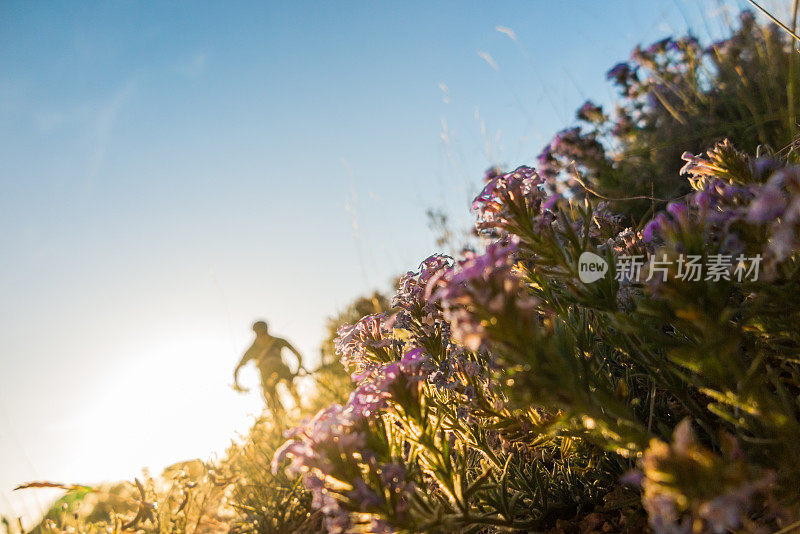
[537,7,800,222]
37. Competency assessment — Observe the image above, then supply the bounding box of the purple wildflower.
[394,255,453,330]
[428,242,537,351]
[693,191,712,211]
[666,202,687,221]
[752,157,780,181]
[747,186,786,222]
[642,213,668,242]
[541,193,561,212]
[348,381,390,418]
[399,348,433,380]
[335,313,397,381]
[473,165,541,216]
[349,479,383,511]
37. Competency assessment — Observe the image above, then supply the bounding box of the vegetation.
[270,136,800,532]
[10,7,800,534]
[537,10,800,221]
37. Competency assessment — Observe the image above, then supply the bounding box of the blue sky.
[0,0,753,524]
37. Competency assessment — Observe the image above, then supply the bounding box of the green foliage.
[539,11,800,221]
[226,418,322,533]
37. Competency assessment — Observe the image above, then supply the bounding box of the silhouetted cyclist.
[233,321,302,416]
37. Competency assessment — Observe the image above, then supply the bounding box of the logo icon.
[578,251,608,283]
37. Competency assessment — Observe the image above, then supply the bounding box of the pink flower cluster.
[428,241,537,351]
